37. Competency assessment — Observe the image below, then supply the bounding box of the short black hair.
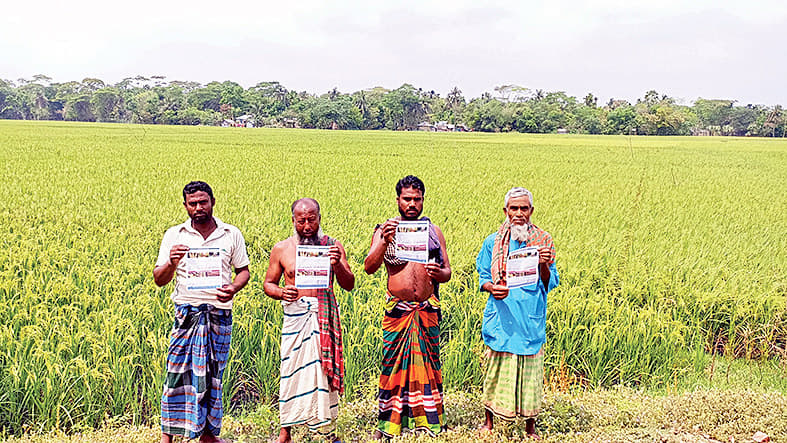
[396,175,425,196]
[183,181,214,201]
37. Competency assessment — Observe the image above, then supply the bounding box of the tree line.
[1,75,785,136]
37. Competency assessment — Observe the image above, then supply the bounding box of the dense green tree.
[729,105,759,136]
[382,84,427,130]
[583,93,598,108]
[694,98,733,129]
[511,103,538,133]
[605,104,636,134]
[445,87,466,124]
[18,82,52,120]
[187,83,222,112]
[295,95,361,129]
[464,98,512,132]
[218,81,247,113]
[129,90,160,124]
[0,81,24,119]
[63,93,95,122]
[573,105,603,134]
[0,74,783,136]
[245,81,288,118]
[92,87,124,122]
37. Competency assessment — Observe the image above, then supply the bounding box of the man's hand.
[328,245,341,266]
[425,262,442,279]
[489,283,510,300]
[169,244,190,266]
[281,285,300,302]
[380,219,399,244]
[537,246,553,264]
[216,284,239,303]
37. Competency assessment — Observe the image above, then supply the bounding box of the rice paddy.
[0,120,785,436]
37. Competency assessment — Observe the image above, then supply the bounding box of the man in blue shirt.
[475,187,559,438]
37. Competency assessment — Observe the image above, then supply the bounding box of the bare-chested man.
[263,198,354,443]
[364,175,451,439]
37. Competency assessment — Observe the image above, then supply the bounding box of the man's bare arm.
[153,244,189,287]
[537,246,552,288]
[426,225,451,283]
[539,262,551,289]
[364,229,386,274]
[217,265,250,303]
[331,240,355,291]
[364,220,397,274]
[263,244,286,300]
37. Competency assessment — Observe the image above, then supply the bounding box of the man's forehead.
[185,191,212,201]
[507,195,532,206]
[399,187,423,197]
[293,204,319,216]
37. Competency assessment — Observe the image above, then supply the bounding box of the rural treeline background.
[1,74,785,136]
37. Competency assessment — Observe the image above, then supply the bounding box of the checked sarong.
[314,236,344,395]
[160,303,232,439]
[483,347,544,420]
[377,295,444,437]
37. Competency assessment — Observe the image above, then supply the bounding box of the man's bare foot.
[276,427,292,443]
[199,430,226,443]
[479,409,494,431]
[198,432,224,443]
[371,429,386,440]
[525,418,539,440]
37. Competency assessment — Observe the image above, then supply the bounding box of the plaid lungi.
[377,295,444,437]
[161,304,232,438]
[279,296,339,435]
[483,347,544,419]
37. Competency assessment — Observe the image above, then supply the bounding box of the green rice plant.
[0,121,785,435]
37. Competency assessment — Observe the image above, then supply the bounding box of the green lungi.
[482,347,543,419]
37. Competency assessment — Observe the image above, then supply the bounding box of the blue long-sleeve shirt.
[476,232,559,355]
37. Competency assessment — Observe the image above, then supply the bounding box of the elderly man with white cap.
[475,187,559,438]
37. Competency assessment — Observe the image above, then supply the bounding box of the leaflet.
[295,245,331,289]
[394,220,430,264]
[506,246,539,289]
[184,247,223,290]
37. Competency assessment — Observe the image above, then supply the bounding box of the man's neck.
[191,218,217,240]
[293,234,321,246]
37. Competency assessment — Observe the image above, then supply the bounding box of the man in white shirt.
[153,181,250,443]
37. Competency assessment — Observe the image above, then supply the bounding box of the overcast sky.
[2,0,785,105]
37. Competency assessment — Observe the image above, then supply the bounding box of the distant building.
[236,114,255,128]
[418,122,436,132]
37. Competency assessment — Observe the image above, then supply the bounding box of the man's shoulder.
[429,222,445,235]
[483,232,498,244]
[162,223,187,237]
[216,219,243,235]
[530,225,553,240]
[272,237,294,252]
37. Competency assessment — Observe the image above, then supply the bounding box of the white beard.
[510,222,529,243]
[294,226,325,245]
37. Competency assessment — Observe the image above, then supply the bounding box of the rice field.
[0,120,785,436]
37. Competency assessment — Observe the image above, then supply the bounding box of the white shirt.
[156,217,250,309]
